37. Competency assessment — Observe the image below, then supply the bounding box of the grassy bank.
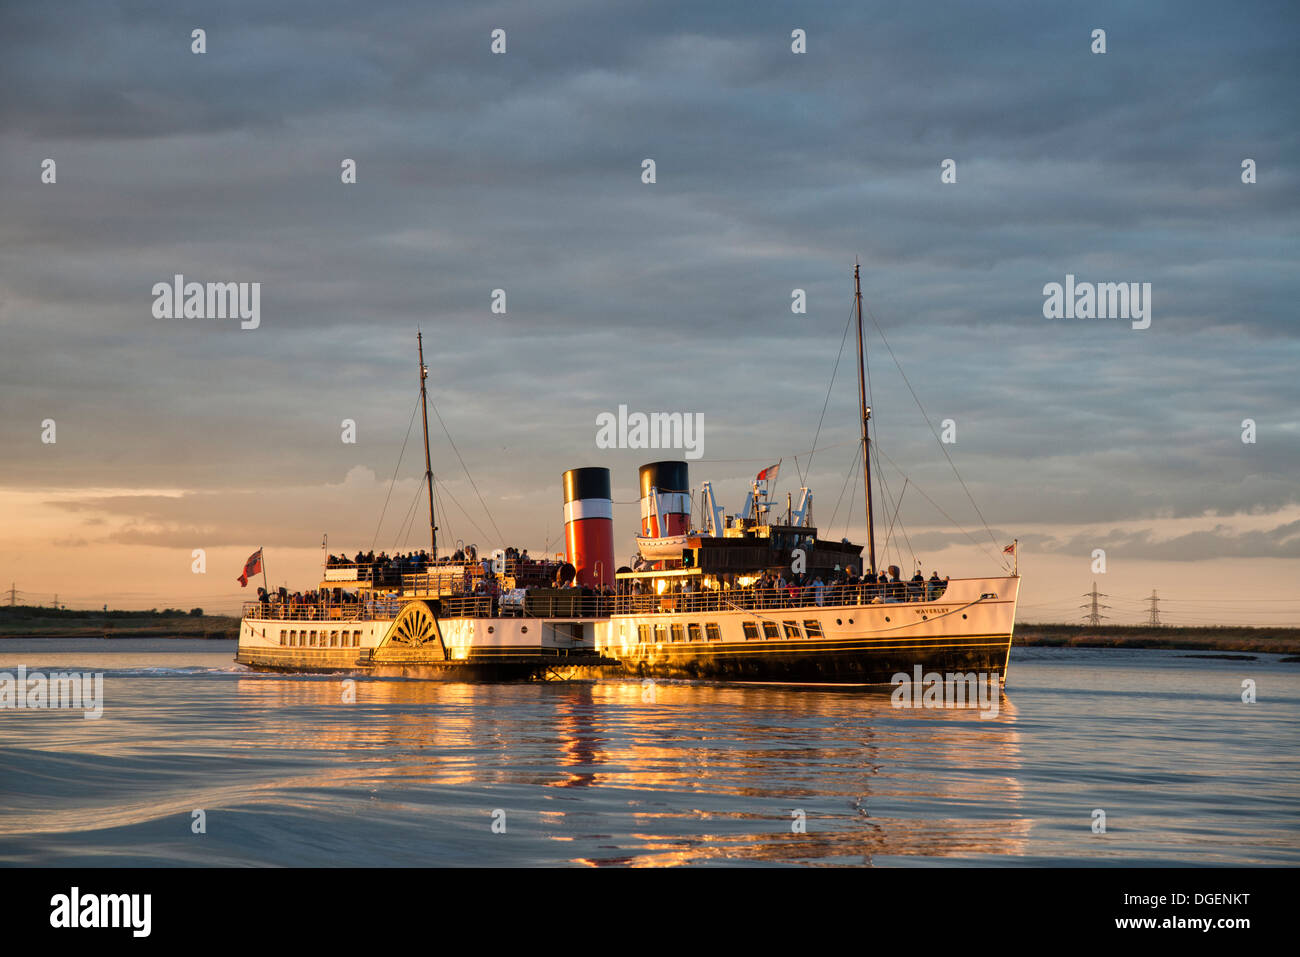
[0,606,239,640]
[1015,623,1300,655]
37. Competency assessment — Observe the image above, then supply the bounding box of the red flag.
[1003,542,1016,554]
[756,463,779,482]
[237,549,263,588]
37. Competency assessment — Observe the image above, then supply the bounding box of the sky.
[1,0,1296,624]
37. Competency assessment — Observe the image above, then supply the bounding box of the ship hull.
[604,634,1010,684]
[235,605,607,681]
[596,575,1019,685]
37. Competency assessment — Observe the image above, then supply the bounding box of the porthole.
[848,619,854,624]
[836,619,842,625]
[922,615,928,620]
[487,626,495,634]
[962,614,967,619]
[522,626,528,633]
[884,617,890,622]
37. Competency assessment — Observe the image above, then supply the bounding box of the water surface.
[0,639,1295,866]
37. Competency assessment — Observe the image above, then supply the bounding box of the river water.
[0,639,1296,866]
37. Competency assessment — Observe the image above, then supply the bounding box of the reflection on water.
[212,677,1030,864]
[0,640,1296,866]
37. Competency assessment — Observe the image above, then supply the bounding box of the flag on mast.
[756,463,780,483]
[237,549,263,588]
[1003,542,1016,555]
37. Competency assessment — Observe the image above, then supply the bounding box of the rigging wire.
[827,440,862,532]
[880,477,910,570]
[392,473,426,552]
[370,393,422,552]
[872,443,1008,569]
[692,440,859,465]
[426,395,505,545]
[802,297,859,485]
[433,476,495,546]
[431,481,455,551]
[876,442,918,572]
[862,299,1007,568]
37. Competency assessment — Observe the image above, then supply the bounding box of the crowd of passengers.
[325,546,546,586]
[253,585,364,619]
[625,567,948,607]
[256,549,948,619]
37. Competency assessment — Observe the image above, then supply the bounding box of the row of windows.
[633,619,825,643]
[743,620,824,641]
[279,629,362,648]
[636,622,722,644]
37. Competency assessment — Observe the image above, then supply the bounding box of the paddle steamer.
[235,334,616,680]
[236,266,1019,684]
[596,265,1020,682]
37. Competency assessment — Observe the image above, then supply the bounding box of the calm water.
[0,639,1296,866]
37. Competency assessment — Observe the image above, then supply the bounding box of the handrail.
[245,582,954,622]
[241,600,399,621]
[324,556,565,589]
[612,581,949,616]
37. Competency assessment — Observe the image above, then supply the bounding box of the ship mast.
[854,263,877,575]
[417,331,438,559]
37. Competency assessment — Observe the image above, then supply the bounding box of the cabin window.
[290,631,298,646]
[743,621,760,640]
[330,630,339,647]
[783,621,802,639]
[705,623,721,642]
[670,624,685,643]
[279,630,286,645]
[310,630,317,644]
[637,625,651,644]
[653,624,668,644]
[803,620,824,638]
[687,623,703,642]
[352,631,361,647]
[762,621,780,640]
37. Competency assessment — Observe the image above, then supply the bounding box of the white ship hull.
[235,599,603,680]
[595,576,1019,683]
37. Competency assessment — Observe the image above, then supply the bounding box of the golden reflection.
[224,675,1027,863]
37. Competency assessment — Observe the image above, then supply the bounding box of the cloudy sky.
[1,0,1296,623]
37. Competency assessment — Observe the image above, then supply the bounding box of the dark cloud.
[910,517,1300,562]
[1,0,1296,556]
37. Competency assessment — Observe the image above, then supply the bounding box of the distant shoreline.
[1015,624,1300,657]
[0,608,239,641]
[2,611,1296,658]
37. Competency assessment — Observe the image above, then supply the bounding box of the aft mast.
[854,263,877,575]
[417,331,438,559]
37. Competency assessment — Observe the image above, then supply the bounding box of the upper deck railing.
[323,558,560,593]
[241,599,399,622]
[612,580,950,616]
[245,580,956,623]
